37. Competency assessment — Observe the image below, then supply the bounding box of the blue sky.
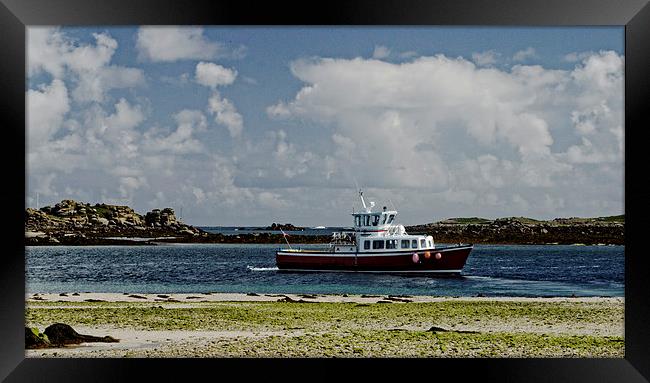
[27,27,624,226]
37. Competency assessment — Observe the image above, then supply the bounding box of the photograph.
[23,25,626,359]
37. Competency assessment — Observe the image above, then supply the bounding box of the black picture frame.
[1,0,648,381]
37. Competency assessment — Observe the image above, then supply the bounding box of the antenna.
[280,228,292,249]
[36,192,39,210]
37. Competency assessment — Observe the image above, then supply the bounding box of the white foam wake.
[247,266,279,271]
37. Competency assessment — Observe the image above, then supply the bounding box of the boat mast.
[359,190,367,211]
[359,190,374,213]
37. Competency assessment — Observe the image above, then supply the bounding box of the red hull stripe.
[279,269,462,274]
[276,246,472,272]
[277,245,473,257]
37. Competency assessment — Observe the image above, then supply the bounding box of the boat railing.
[385,225,406,236]
[330,231,356,245]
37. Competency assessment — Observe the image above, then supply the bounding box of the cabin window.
[364,241,370,250]
[381,214,387,225]
[420,239,426,248]
[355,216,361,227]
[386,240,397,249]
[387,214,395,224]
[364,215,370,226]
[372,215,380,226]
[372,240,385,249]
[401,240,410,249]
[412,239,418,248]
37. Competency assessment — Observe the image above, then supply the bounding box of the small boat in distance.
[312,226,327,229]
[276,191,473,274]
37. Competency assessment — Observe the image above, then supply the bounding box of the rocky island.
[25,199,624,246]
[405,216,624,245]
[265,223,304,231]
[25,200,203,245]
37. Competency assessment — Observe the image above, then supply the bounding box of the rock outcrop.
[26,323,118,349]
[25,200,202,245]
[25,327,50,349]
[145,208,177,227]
[265,223,304,231]
[44,323,119,346]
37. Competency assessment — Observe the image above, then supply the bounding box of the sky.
[26,26,624,226]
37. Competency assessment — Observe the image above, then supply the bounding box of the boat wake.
[247,266,279,272]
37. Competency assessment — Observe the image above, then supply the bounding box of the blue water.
[25,244,624,297]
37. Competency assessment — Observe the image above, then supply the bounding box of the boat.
[312,226,326,229]
[276,191,473,274]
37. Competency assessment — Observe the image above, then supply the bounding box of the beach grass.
[25,298,623,357]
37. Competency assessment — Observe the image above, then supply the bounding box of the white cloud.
[144,110,207,154]
[571,50,623,93]
[27,28,145,103]
[161,72,191,86]
[276,55,556,156]
[26,28,624,224]
[118,176,148,198]
[266,102,291,118]
[399,51,419,59]
[513,47,537,62]
[81,98,146,159]
[136,26,241,62]
[566,138,618,164]
[27,28,118,78]
[73,66,145,103]
[192,62,243,139]
[27,28,67,78]
[564,51,595,63]
[106,98,146,131]
[65,32,117,73]
[472,50,500,66]
[208,91,243,138]
[195,62,237,88]
[372,45,391,59]
[264,51,623,219]
[27,79,70,150]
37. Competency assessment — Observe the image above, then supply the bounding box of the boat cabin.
[329,193,436,253]
[352,209,397,230]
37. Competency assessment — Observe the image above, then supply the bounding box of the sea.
[25,228,624,297]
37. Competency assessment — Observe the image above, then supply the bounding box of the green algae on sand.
[25,299,624,357]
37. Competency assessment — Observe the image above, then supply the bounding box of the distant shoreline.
[25,199,624,246]
[24,233,625,246]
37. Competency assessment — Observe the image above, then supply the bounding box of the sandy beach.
[25,293,624,358]
[26,292,624,304]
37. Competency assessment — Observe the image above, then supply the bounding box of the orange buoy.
[424,252,431,259]
[435,252,442,260]
[412,253,420,263]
